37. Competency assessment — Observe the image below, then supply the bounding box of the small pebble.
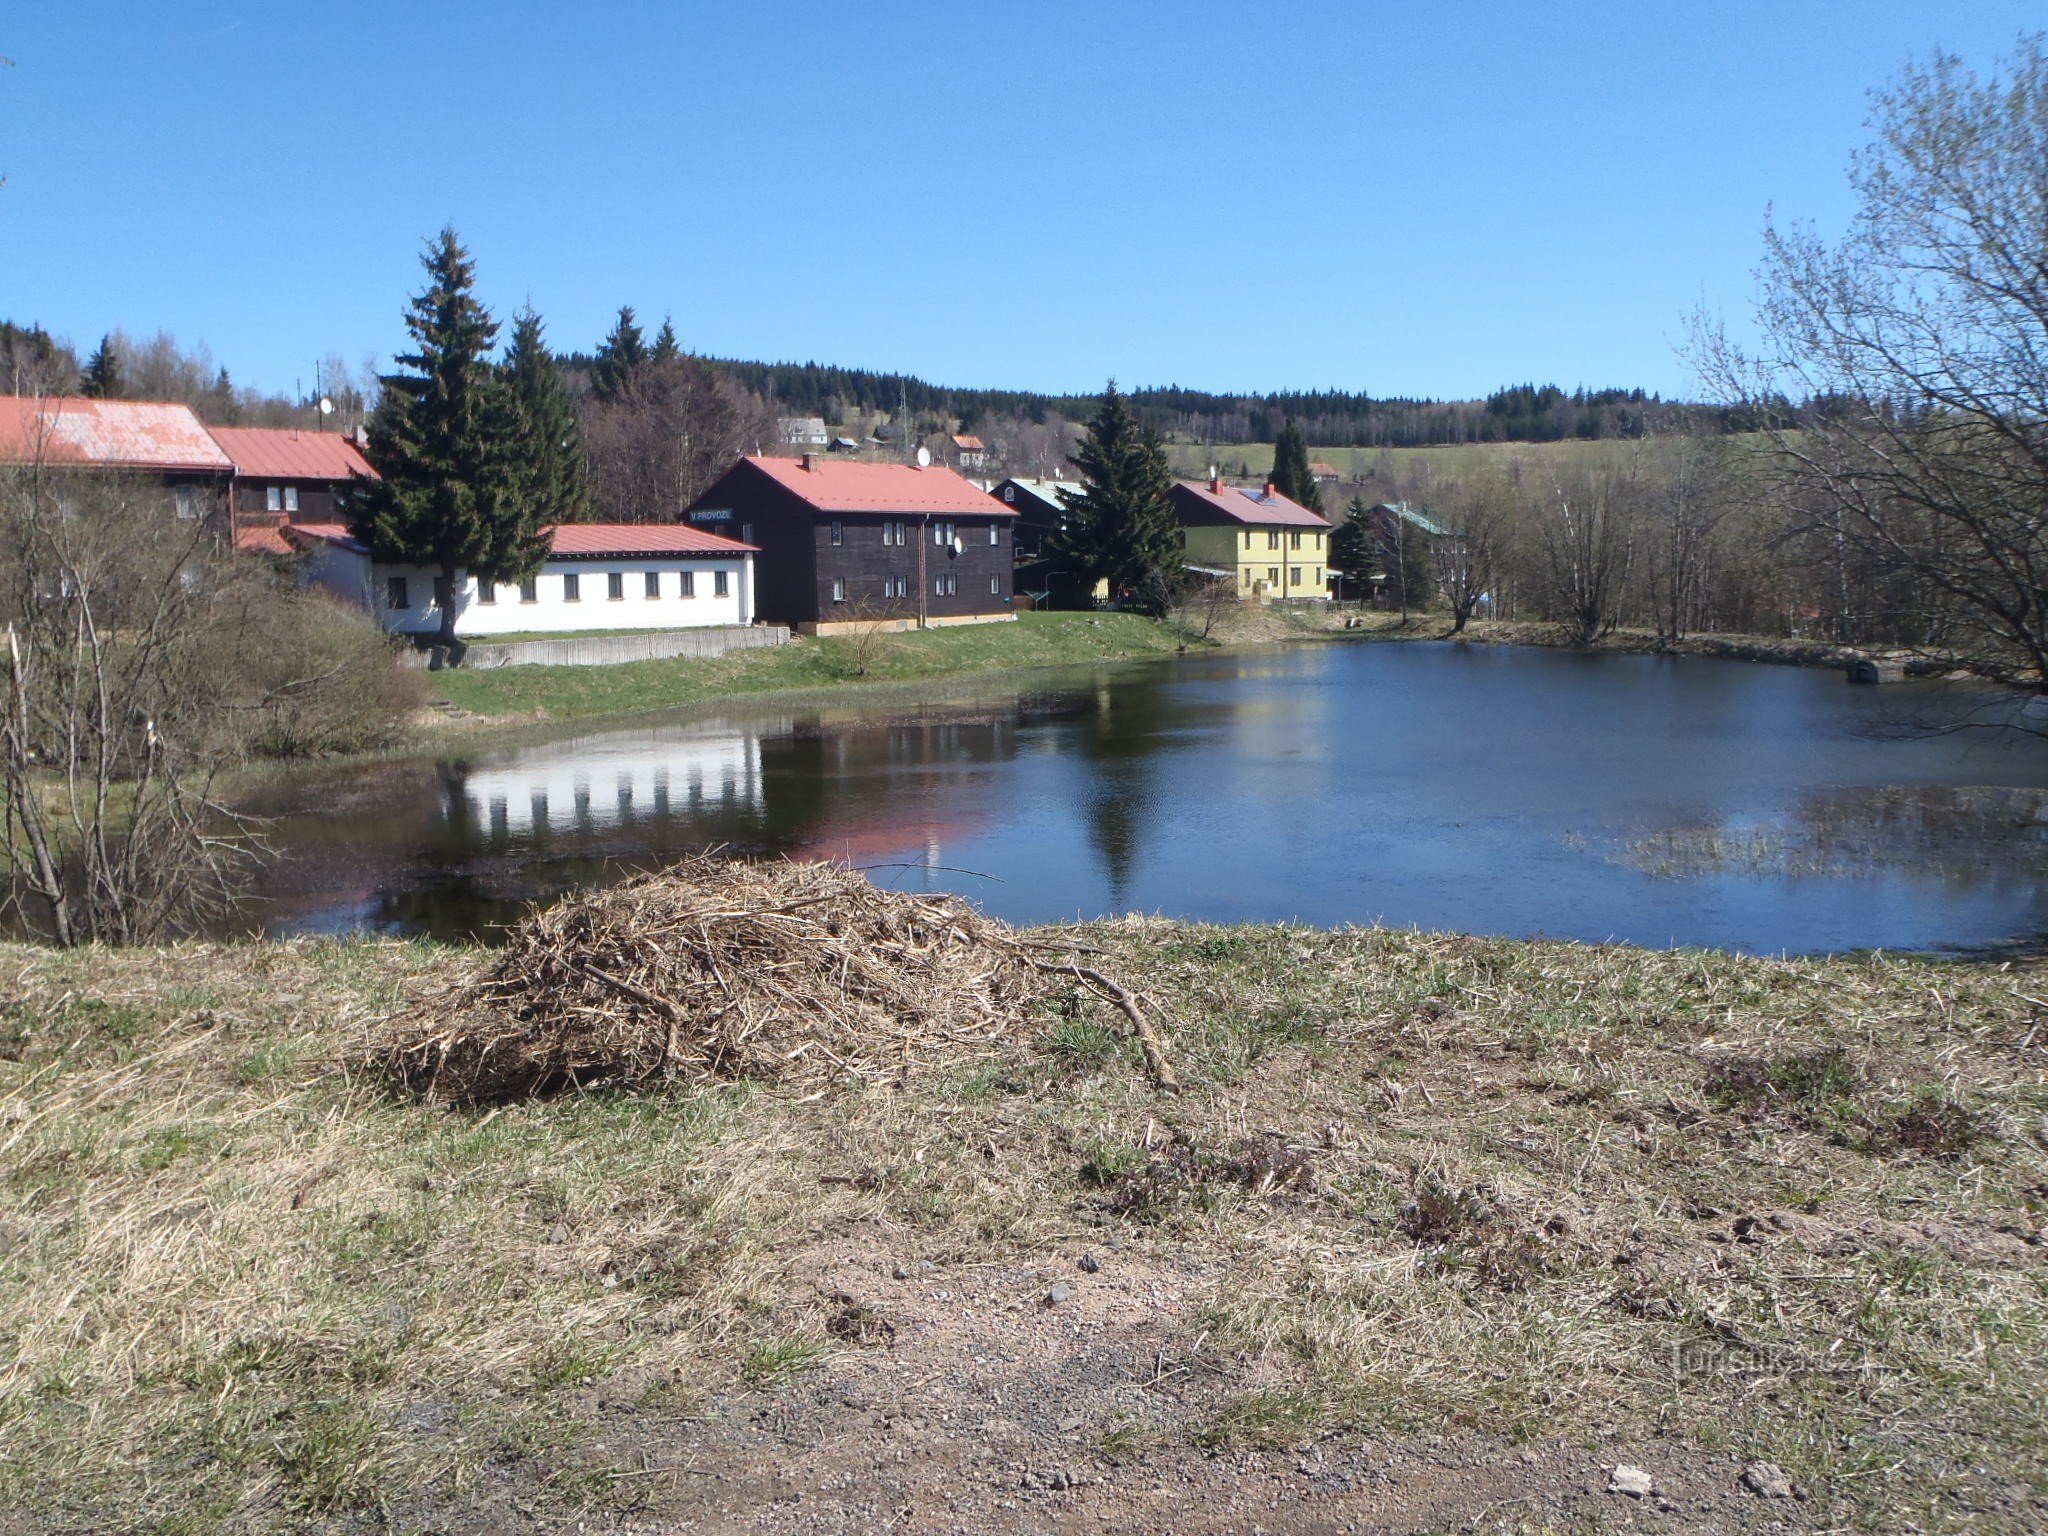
[1046,1283,1074,1306]
[1609,1465,1654,1498]
[1077,1253,1101,1273]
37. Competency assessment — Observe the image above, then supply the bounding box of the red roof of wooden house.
[208,426,376,482]
[1171,478,1331,529]
[734,454,1017,516]
[0,396,231,472]
[951,434,986,451]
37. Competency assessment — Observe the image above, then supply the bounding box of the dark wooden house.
[685,454,1020,633]
[208,426,374,534]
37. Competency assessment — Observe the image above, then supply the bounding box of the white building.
[286,522,759,637]
[458,721,766,839]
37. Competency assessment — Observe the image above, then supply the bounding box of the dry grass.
[0,921,2044,1531]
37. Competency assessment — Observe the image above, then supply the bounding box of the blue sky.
[2,2,2041,402]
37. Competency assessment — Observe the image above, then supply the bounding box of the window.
[989,522,1000,545]
[265,485,282,513]
[933,519,955,547]
[679,570,695,598]
[478,577,497,604]
[519,577,538,603]
[830,520,843,546]
[1267,529,1280,549]
[386,576,410,609]
[714,570,729,598]
[740,523,753,544]
[645,571,661,598]
[1268,567,1280,584]
[173,487,197,520]
[935,572,956,596]
[1002,486,1015,502]
[1243,530,1252,549]
[563,572,581,602]
[883,520,906,546]
[1290,566,1303,586]
[1289,530,1303,550]
[831,577,846,603]
[607,571,625,601]
[990,574,1001,596]
[283,486,299,514]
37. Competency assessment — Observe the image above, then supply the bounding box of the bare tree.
[1531,454,1639,645]
[1424,470,1515,634]
[1640,433,1739,645]
[1694,35,2048,684]
[584,356,777,523]
[0,460,264,943]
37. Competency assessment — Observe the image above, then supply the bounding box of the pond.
[239,642,2048,955]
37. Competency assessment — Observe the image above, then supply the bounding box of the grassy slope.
[425,611,1185,722]
[1161,437,1648,485]
[1,927,2043,1531]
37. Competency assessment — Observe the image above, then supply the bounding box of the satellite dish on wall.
[915,445,931,468]
[951,535,964,556]
[318,397,335,416]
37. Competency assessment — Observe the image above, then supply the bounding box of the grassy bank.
[2,925,2043,1532]
[424,611,1187,722]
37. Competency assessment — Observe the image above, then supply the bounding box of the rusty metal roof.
[208,426,375,482]
[0,396,231,472]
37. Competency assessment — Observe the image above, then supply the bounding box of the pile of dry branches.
[369,857,1175,1102]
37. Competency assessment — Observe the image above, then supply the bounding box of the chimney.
[1263,480,1278,500]
[801,452,815,472]
[1209,475,1224,494]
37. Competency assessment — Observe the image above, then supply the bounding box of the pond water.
[240,642,2048,955]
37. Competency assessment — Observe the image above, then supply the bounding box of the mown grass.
[424,610,1186,721]
[1,923,2043,1531]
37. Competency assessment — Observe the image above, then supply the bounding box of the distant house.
[951,433,988,471]
[779,417,830,447]
[207,426,374,552]
[685,453,1019,634]
[1363,500,1452,606]
[1168,477,1333,600]
[0,395,232,520]
[829,435,861,453]
[1308,460,1341,484]
[988,477,1080,568]
[288,521,758,638]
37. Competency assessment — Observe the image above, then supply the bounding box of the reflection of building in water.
[458,728,765,838]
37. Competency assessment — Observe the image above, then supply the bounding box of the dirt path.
[436,1233,1835,1535]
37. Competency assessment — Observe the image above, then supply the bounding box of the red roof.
[1171,479,1331,529]
[208,426,375,482]
[547,523,757,557]
[951,434,985,451]
[281,521,755,558]
[234,524,297,556]
[735,454,1017,516]
[0,396,231,472]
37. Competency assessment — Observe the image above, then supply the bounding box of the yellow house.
[1169,477,1333,600]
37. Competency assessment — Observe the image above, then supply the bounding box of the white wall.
[301,548,754,635]
[460,723,764,837]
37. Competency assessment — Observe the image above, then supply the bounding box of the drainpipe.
[918,513,929,629]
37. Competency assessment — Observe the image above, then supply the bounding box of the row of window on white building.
[386,568,730,611]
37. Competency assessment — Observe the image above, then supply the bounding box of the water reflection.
[240,643,2048,955]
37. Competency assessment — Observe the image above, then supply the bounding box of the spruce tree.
[80,334,122,399]
[502,306,591,526]
[1329,494,1376,594]
[1052,381,1182,614]
[351,227,546,649]
[650,316,681,366]
[591,306,648,402]
[1270,421,1323,514]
